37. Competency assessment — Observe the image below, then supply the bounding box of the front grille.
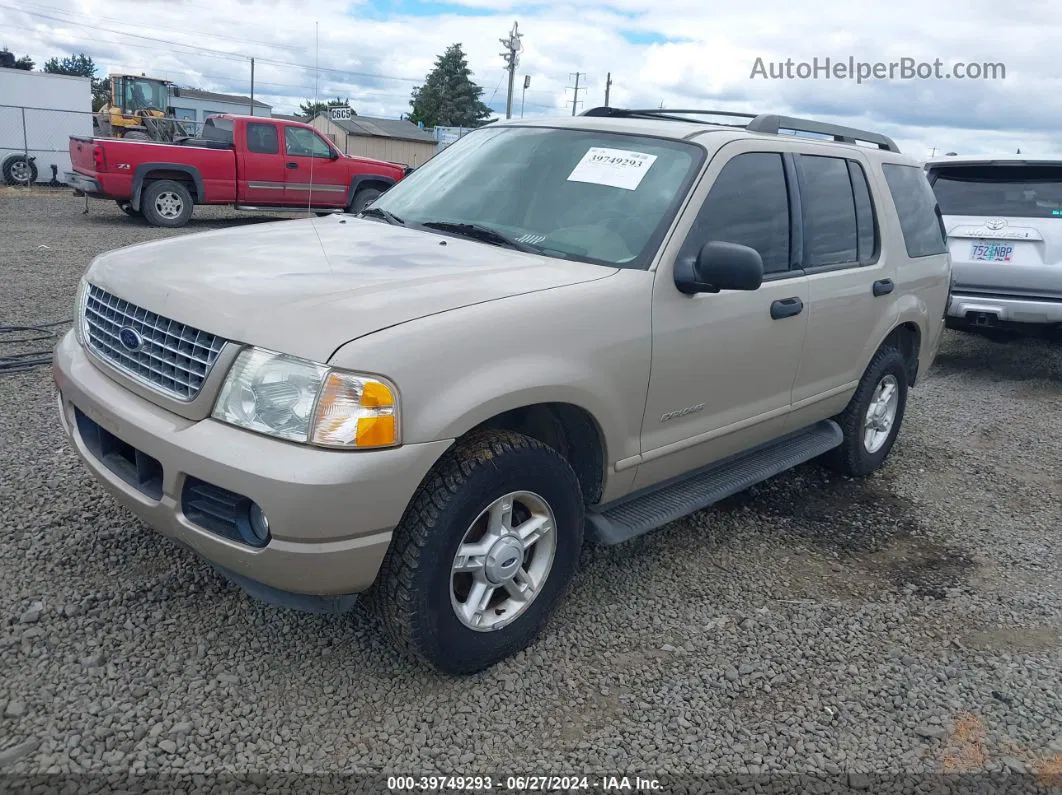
[83,285,226,401]
[74,407,163,499]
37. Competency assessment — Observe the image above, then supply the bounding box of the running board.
[586,420,843,546]
[233,205,342,213]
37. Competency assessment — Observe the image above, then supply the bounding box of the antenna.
[307,20,319,217]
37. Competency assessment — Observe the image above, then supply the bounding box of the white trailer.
[0,68,92,185]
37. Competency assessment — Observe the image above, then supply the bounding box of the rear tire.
[141,180,193,228]
[348,186,383,214]
[370,429,584,675]
[821,345,909,477]
[122,131,152,141]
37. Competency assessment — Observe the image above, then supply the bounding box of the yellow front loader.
[94,74,191,142]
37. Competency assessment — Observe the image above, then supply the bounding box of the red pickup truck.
[65,114,411,228]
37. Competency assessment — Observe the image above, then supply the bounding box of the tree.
[43,52,109,110]
[0,48,34,70]
[408,43,492,128]
[299,97,353,118]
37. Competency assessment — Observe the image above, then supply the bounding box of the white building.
[170,88,272,127]
[0,67,92,184]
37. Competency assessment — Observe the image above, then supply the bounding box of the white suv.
[925,155,1062,338]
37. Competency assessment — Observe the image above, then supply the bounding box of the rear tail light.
[92,145,106,172]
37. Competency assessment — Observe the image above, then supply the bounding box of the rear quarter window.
[881,163,947,258]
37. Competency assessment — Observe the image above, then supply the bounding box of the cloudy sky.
[2,0,1059,157]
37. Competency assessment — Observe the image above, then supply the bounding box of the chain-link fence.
[1,105,209,188]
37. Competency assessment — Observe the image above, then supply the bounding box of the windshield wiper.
[358,206,405,226]
[419,221,541,253]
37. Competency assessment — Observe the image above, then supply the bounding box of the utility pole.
[498,21,523,120]
[604,72,612,107]
[930,146,936,157]
[521,74,530,118]
[568,72,586,116]
[249,57,255,115]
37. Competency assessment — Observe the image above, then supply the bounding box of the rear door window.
[928,164,1062,218]
[799,155,859,268]
[882,163,948,258]
[246,123,279,154]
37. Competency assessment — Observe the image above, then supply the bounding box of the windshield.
[929,164,1062,218]
[123,78,169,111]
[367,125,704,268]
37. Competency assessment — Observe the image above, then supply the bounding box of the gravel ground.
[1,189,1060,792]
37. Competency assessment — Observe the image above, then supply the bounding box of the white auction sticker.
[566,147,658,191]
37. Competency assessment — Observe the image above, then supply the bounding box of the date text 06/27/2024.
[386,775,663,791]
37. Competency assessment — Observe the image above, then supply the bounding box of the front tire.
[348,186,382,214]
[822,345,909,477]
[371,430,584,675]
[141,180,193,228]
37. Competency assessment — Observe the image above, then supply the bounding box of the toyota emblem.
[984,218,1007,230]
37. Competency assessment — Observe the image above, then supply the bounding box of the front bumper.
[64,171,102,197]
[52,331,453,606]
[947,291,1062,327]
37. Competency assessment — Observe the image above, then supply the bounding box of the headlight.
[74,279,89,345]
[211,347,400,449]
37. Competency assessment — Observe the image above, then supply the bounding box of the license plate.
[970,242,1014,262]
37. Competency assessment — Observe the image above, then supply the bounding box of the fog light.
[247,502,270,545]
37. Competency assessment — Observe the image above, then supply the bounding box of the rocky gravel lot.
[1,189,1060,792]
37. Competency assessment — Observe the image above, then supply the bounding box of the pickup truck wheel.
[371,429,584,675]
[3,155,37,186]
[348,186,382,214]
[821,345,909,477]
[141,180,193,228]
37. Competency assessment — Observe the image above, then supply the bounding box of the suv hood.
[85,215,616,362]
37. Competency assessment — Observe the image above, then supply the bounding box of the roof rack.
[579,107,901,153]
[581,107,756,127]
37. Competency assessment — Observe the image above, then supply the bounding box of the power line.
[567,72,586,116]
[2,3,563,114]
[0,3,250,60]
[16,0,306,53]
[0,3,424,83]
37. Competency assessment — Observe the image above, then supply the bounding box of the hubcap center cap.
[483,537,523,584]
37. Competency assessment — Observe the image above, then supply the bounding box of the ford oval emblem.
[118,327,144,352]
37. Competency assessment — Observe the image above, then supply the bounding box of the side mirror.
[675,241,764,295]
[172,87,181,97]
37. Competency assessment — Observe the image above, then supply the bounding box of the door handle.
[770,297,804,320]
[873,278,895,297]
[286,162,298,169]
